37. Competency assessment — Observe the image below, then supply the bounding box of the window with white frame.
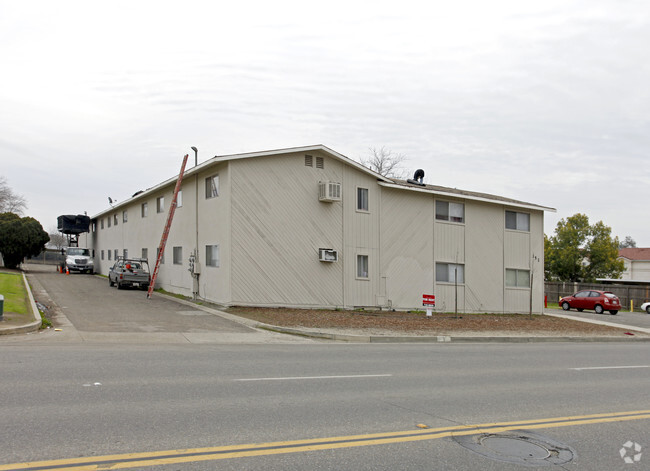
[436,201,465,223]
[122,211,128,223]
[436,262,465,283]
[206,245,220,267]
[173,246,183,265]
[107,250,111,260]
[505,210,530,232]
[157,247,164,264]
[114,249,118,260]
[157,197,165,213]
[113,214,118,225]
[506,269,530,288]
[141,202,148,217]
[357,255,369,279]
[176,190,183,207]
[206,175,219,199]
[142,248,148,259]
[357,188,369,211]
[123,249,128,259]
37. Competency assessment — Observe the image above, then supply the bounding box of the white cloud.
[1,0,649,244]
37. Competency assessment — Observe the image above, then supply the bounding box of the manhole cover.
[481,436,550,460]
[453,430,576,467]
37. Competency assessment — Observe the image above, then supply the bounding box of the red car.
[559,290,620,315]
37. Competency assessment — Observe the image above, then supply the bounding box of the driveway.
[545,307,650,331]
[23,264,315,344]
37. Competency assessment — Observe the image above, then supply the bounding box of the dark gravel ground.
[225,307,648,337]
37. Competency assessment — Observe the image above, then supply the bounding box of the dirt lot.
[226,307,649,338]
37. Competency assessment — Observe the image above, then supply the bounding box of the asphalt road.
[1,342,649,470]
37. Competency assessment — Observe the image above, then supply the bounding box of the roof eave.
[378,181,556,212]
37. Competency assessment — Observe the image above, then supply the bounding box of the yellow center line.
[2,410,649,471]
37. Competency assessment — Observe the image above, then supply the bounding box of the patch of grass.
[0,272,28,314]
[154,288,191,301]
[39,311,52,329]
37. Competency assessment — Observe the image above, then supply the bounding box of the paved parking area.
[22,264,315,344]
[545,307,650,331]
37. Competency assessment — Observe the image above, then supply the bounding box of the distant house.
[89,145,554,313]
[618,248,650,281]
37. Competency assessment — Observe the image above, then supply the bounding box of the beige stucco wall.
[90,161,232,302]
[230,151,345,307]
[90,148,547,313]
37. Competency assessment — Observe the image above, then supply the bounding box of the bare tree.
[0,177,28,214]
[48,228,67,250]
[361,147,407,178]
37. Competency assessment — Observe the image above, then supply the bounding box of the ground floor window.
[142,248,148,259]
[506,268,530,288]
[114,249,118,261]
[206,245,220,267]
[123,249,128,259]
[173,246,183,265]
[436,262,464,283]
[357,254,369,279]
[101,250,104,260]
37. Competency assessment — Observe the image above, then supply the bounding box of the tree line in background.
[544,213,627,282]
[0,178,49,269]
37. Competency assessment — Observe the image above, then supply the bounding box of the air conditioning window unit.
[318,181,341,202]
[318,248,338,262]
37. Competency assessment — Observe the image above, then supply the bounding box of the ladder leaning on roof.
[147,154,189,299]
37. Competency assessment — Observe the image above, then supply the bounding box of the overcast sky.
[2,0,649,245]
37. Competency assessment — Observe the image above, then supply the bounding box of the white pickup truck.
[64,247,94,274]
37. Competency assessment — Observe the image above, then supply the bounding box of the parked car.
[559,290,620,315]
[641,302,650,314]
[108,257,150,290]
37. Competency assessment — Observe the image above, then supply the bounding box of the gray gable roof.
[92,144,554,218]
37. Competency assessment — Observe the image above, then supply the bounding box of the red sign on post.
[422,294,436,306]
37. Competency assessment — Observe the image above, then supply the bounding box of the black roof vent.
[407,169,425,186]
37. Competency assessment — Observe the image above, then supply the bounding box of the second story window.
[506,210,530,232]
[357,188,369,212]
[157,196,165,213]
[206,175,219,199]
[436,201,464,223]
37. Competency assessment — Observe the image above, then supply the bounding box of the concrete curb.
[0,272,42,335]
[257,324,650,343]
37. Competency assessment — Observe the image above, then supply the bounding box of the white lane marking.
[235,374,392,382]
[570,365,650,371]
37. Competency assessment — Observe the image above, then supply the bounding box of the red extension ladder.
[146,154,189,299]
